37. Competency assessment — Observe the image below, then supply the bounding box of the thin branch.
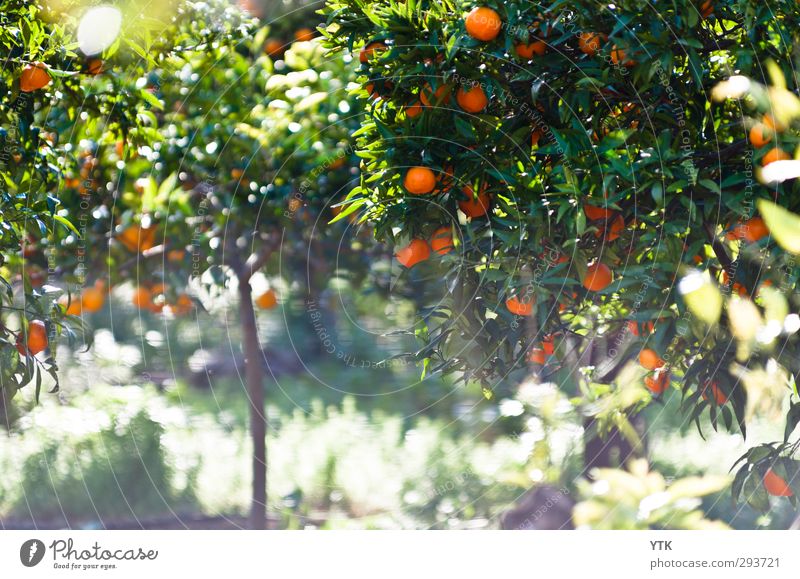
[704,221,735,273]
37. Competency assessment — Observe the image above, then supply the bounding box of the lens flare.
[77,6,122,56]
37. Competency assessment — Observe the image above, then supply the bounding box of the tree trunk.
[237,273,267,530]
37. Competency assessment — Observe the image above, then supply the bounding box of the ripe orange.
[528,348,546,365]
[749,123,772,148]
[763,113,786,133]
[458,186,490,218]
[81,286,105,313]
[20,62,51,92]
[583,204,614,221]
[405,100,424,118]
[360,41,387,64]
[762,147,790,166]
[118,224,156,253]
[729,216,769,243]
[24,320,48,356]
[404,167,437,195]
[539,336,554,356]
[628,320,655,337]
[764,468,794,497]
[701,380,728,405]
[256,289,278,309]
[396,239,431,268]
[603,214,625,241]
[433,165,455,194]
[419,83,451,106]
[132,286,153,309]
[610,45,635,67]
[639,348,665,370]
[506,296,533,316]
[60,294,82,316]
[578,32,606,56]
[167,249,186,262]
[699,0,714,18]
[645,370,670,395]
[456,85,489,113]
[465,7,502,42]
[265,39,284,57]
[86,58,103,76]
[515,40,546,59]
[172,294,194,315]
[531,129,543,148]
[430,227,454,255]
[294,28,315,42]
[582,262,612,291]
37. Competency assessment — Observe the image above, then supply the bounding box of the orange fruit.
[456,85,489,113]
[430,227,454,255]
[465,7,502,42]
[515,40,546,59]
[256,289,278,309]
[132,286,153,309]
[167,249,186,261]
[81,285,105,313]
[360,41,387,64]
[86,58,103,75]
[582,262,613,291]
[22,320,48,356]
[531,129,543,148]
[645,370,670,395]
[419,83,451,107]
[541,335,555,355]
[20,62,51,92]
[699,0,714,18]
[172,294,194,315]
[294,28,315,42]
[744,217,769,242]
[458,186,490,218]
[749,123,772,148]
[60,294,82,316]
[639,348,665,370]
[265,39,284,57]
[584,204,614,221]
[628,320,655,337]
[405,100,424,118]
[701,380,728,405]
[762,147,790,166]
[506,296,533,316]
[728,216,769,243]
[578,32,606,56]
[610,45,635,67]
[764,468,794,497]
[433,165,455,194]
[118,224,156,253]
[404,167,437,195]
[603,214,625,241]
[763,113,786,133]
[528,348,546,365]
[396,239,431,268]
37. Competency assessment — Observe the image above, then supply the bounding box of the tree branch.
[704,221,735,272]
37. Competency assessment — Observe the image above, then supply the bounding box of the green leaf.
[758,199,800,254]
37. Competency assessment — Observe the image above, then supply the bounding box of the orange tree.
[321,0,800,509]
[0,0,188,415]
[42,1,369,528]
